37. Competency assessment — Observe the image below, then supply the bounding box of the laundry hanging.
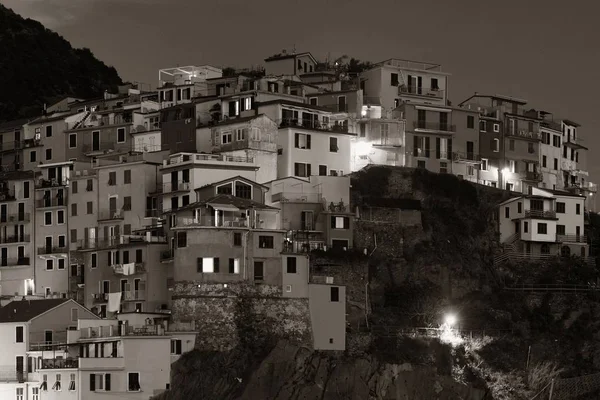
[107,292,122,313]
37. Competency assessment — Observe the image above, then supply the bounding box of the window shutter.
[413,137,418,157]
[301,212,306,228]
[331,217,336,229]
[343,217,350,229]
[294,133,299,148]
[176,340,182,354]
[214,258,220,273]
[448,139,453,157]
[228,101,236,116]
[306,164,311,176]
[115,251,120,265]
[105,374,111,391]
[306,134,311,149]
[435,138,440,159]
[425,137,430,158]
[197,258,202,273]
[294,163,300,176]
[107,252,112,266]
[90,374,95,391]
[229,258,235,273]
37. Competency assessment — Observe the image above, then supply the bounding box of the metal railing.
[0,213,31,223]
[0,257,31,267]
[379,58,442,72]
[40,358,79,369]
[112,262,146,275]
[98,210,124,221]
[277,118,350,133]
[122,290,146,301]
[524,209,556,218]
[505,129,542,140]
[557,234,587,243]
[0,140,24,152]
[36,198,67,208]
[93,293,108,303]
[37,246,68,255]
[35,179,67,189]
[76,235,168,251]
[0,235,30,244]
[319,104,349,113]
[0,189,16,201]
[399,86,444,99]
[413,121,455,132]
[178,216,249,228]
[163,153,254,167]
[162,181,191,193]
[452,152,481,162]
[271,192,323,203]
[521,171,543,182]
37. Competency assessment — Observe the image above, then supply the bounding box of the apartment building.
[158,65,223,109]
[34,162,71,298]
[0,171,36,300]
[539,117,563,190]
[265,175,354,251]
[197,114,278,184]
[159,152,260,213]
[168,176,283,284]
[498,187,587,260]
[0,299,97,400]
[264,51,318,76]
[256,100,353,179]
[360,58,449,112]
[0,118,31,173]
[73,152,169,317]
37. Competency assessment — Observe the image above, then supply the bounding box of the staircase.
[72,111,91,130]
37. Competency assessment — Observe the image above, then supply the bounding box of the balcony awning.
[208,203,239,212]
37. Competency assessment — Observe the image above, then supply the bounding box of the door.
[514,221,520,235]
[45,237,52,253]
[337,96,346,112]
[17,246,24,260]
[92,131,100,151]
[109,197,117,216]
[45,330,53,345]
[0,204,6,223]
[253,261,264,281]
[576,226,581,241]
[16,356,24,381]
[171,171,178,192]
[18,203,24,221]
[102,281,110,294]
[1,248,7,266]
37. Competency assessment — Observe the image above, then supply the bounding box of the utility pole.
[548,379,555,399]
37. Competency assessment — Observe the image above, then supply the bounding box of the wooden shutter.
[425,137,430,158]
[294,133,299,148]
[105,374,111,391]
[90,374,95,391]
[331,216,336,229]
[197,258,203,273]
[413,136,418,156]
[435,138,441,159]
[343,217,350,229]
[306,134,311,149]
[214,258,220,273]
[306,164,311,176]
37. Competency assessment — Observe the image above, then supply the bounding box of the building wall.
[35,370,78,400]
[281,254,309,298]
[24,119,69,166]
[65,124,132,160]
[0,321,27,370]
[499,197,556,243]
[132,130,162,153]
[264,58,295,76]
[30,300,98,344]
[308,284,346,351]
[122,337,171,395]
[160,104,197,154]
[551,194,585,236]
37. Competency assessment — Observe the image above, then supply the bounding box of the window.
[86,179,93,192]
[467,165,474,176]
[41,374,48,391]
[524,221,528,233]
[68,374,75,391]
[235,128,246,141]
[52,373,61,390]
[467,115,474,129]
[128,372,141,392]
[30,150,37,163]
[217,183,233,195]
[235,181,252,199]
[518,202,522,213]
[481,158,488,171]
[117,128,126,143]
[493,123,500,132]
[197,257,219,273]
[417,160,426,168]
[537,223,547,234]
[554,158,558,170]
[505,206,510,219]
[576,203,581,215]
[91,253,97,268]
[221,131,232,144]
[479,120,486,132]
[32,387,39,400]
[16,388,23,400]
[69,133,77,148]
[331,216,350,229]
[557,225,565,235]
[553,135,561,148]
[542,155,547,168]
[254,261,264,281]
[71,181,78,194]
[287,257,297,273]
[46,259,54,270]
[57,210,65,224]
[182,195,190,207]
[390,73,399,86]
[259,236,274,248]
[439,162,448,174]
[124,170,131,184]
[294,162,311,177]
[87,201,93,214]
[330,287,339,302]
[319,165,327,176]
[15,326,23,343]
[294,133,311,149]
[176,232,187,248]
[123,196,132,211]
[46,125,53,137]
[71,308,78,322]
[528,142,534,154]
[233,232,242,246]
[329,137,338,152]
[90,373,111,391]
[492,138,499,152]
[229,258,240,273]
[108,172,116,186]
[556,202,565,213]
[171,339,182,355]
[44,211,52,225]
[45,148,52,161]
[58,259,65,270]
[509,140,515,151]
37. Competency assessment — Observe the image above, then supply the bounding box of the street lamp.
[444,313,457,327]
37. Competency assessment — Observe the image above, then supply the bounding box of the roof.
[264,52,317,65]
[458,93,528,107]
[175,193,279,213]
[0,299,70,323]
[196,175,269,190]
[0,118,33,132]
[29,111,79,125]
[256,99,331,113]
[0,170,40,181]
[536,188,585,198]
[262,176,309,185]
[562,119,581,128]
[212,114,264,127]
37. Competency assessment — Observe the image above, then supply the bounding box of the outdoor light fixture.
[502,167,510,175]
[444,313,457,326]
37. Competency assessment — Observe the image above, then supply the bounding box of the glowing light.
[444,314,457,326]
[361,110,367,117]
[440,313,462,347]
[502,168,510,175]
[354,141,372,156]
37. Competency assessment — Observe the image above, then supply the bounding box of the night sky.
[4,0,600,189]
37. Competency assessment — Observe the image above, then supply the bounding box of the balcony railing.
[0,189,16,201]
[277,118,350,133]
[98,209,125,221]
[145,209,162,218]
[40,358,79,369]
[69,275,84,285]
[112,262,146,275]
[319,104,349,113]
[93,293,108,303]
[163,153,255,167]
[452,152,481,162]
[0,235,30,244]
[524,210,556,219]
[399,85,444,99]
[76,235,167,251]
[0,140,24,153]
[160,250,174,261]
[413,121,456,132]
[37,246,68,255]
[271,192,322,203]
[557,234,587,243]
[0,368,25,383]
[35,179,67,189]
[0,213,31,224]
[178,216,249,228]
[505,129,542,140]
[0,257,31,267]
[122,290,146,301]
[163,181,191,194]
[82,143,131,155]
[36,198,67,208]
[521,171,543,182]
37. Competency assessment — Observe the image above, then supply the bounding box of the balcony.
[0,140,24,153]
[505,129,542,141]
[557,234,587,243]
[162,181,191,194]
[76,235,167,251]
[524,210,556,219]
[93,293,108,303]
[0,188,16,202]
[79,357,125,370]
[40,358,79,369]
[98,209,125,221]
[0,257,31,267]
[37,246,68,255]
[160,249,174,262]
[320,104,349,113]
[178,216,249,228]
[278,118,350,134]
[122,289,146,301]
[380,58,442,72]
[36,197,67,208]
[0,368,25,383]
[271,192,322,203]
[162,153,255,168]
[521,171,543,182]
[214,137,278,153]
[145,209,162,218]
[69,275,84,285]
[413,121,456,133]
[23,137,42,148]
[0,213,31,224]
[452,152,481,163]
[82,143,130,156]
[0,235,30,244]
[35,178,67,189]
[112,262,146,275]
[399,85,444,100]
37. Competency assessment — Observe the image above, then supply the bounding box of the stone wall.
[172,282,312,350]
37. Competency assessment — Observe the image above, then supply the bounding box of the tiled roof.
[175,194,278,213]
[0,299,69,323]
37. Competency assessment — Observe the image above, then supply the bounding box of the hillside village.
[0,49,598,399]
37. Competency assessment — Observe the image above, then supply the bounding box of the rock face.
[159,340,488,400]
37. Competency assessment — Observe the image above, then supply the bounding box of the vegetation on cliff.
[0,4,123,122]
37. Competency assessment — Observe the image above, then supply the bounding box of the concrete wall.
[30,300,97,344]
[0,321,27,371]
[309,284,346,351]
[281,254,309,298]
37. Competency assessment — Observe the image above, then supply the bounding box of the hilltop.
[154,167,600,400]
[0,4,123,121]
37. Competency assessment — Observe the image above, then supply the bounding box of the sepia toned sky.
[4,0,600,187]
